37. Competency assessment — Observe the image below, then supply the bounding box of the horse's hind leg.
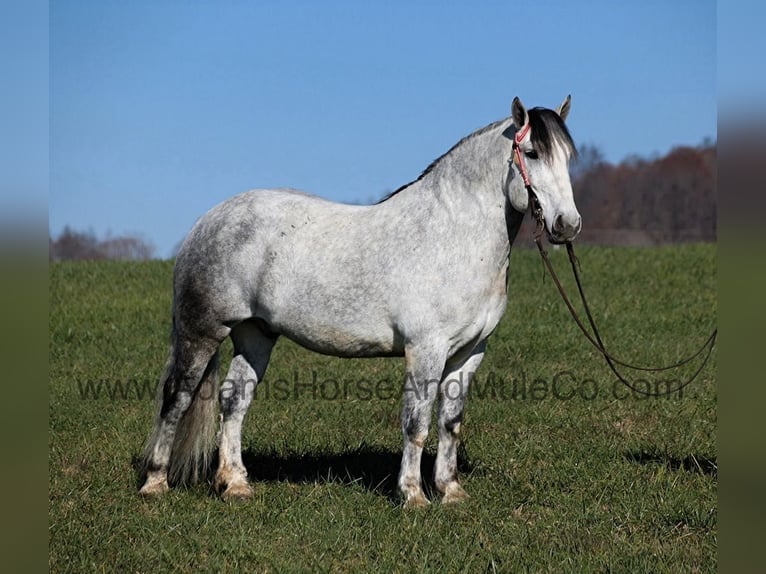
[398,343,447,509]
[214,321,277,501]
[140,334,223,495]
[434,341,485,504]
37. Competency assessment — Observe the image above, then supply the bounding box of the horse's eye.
[525,150,539,160]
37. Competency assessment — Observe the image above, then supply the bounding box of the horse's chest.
[445,269,508,351]
[476,288,508,338]
[486,287,508,324]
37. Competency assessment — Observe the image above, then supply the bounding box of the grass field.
[49,243,717,573]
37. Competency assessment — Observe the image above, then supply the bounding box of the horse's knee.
[402,411,430,444]
[408,433,427,448]
[159,389,194,421]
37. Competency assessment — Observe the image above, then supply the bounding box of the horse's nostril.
[553,214,581,239]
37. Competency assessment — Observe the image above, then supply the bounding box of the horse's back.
[177,187,360,266]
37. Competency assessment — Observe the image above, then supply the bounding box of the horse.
[140,95,581,508]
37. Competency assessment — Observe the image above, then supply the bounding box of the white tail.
[167,352,220,485]
[142,348,220,487]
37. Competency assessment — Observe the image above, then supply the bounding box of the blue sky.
[49,0,716,258]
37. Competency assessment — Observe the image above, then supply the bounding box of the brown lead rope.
[564,241,717,372]
[530,200,716,397]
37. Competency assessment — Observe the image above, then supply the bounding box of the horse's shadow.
[623,450,717,478]
[132,446,477,500]
[241,445,476,502]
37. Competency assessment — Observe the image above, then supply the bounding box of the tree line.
[49,226,155,261]
[516,140,716,246]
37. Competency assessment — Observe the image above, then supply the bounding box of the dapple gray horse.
[140,96,580,508]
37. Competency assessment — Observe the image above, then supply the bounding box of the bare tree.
[565,141,716,245]
[570,143,607,182]
[50,227,155,261]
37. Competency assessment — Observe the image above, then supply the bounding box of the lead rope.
[534,229,716,396]
[514,127,716,397]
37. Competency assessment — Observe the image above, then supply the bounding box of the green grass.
[49,244,717,573]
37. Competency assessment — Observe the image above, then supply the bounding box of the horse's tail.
[167,350,220,486]
[143,339,221,487]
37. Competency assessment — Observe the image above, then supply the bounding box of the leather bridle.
[511,122,546,237]
[511,123,717,397]
[511,122,533,188]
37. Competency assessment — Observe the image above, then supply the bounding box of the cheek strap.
[512,123,532,188]
[510,123,544,236]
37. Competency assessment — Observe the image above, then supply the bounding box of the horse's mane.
[378,107,576,203]
[378,119,507,203]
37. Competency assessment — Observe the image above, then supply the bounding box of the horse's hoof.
[403,492,430,510]
[441,483,470,505]
[220,482,253,501]
[139,478,169,496]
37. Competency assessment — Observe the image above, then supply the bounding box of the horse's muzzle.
[550,213,582,244]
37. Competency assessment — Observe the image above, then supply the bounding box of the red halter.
[512,122,532,188]
[511,122,545,235]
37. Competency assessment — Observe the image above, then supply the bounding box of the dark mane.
[527,107,578,163]
[378,119,507,203]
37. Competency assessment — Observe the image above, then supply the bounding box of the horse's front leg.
[398,343,446,509]
[435,341,485,504]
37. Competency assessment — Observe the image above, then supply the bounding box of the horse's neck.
[390,119,518,253]
[424,120,513,198]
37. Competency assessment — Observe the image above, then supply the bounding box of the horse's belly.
[278,322,402,358]
[257,294,401,358]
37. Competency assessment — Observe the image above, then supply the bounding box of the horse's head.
[506,95,581,244]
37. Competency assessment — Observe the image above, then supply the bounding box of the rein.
[511,127,717,397]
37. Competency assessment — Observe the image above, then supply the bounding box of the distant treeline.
[49,227,155,261]
[516,141,716,246]
[50,141,716,260]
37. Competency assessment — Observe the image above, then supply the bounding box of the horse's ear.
[556,94,571,122]
[512,96,528,127]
